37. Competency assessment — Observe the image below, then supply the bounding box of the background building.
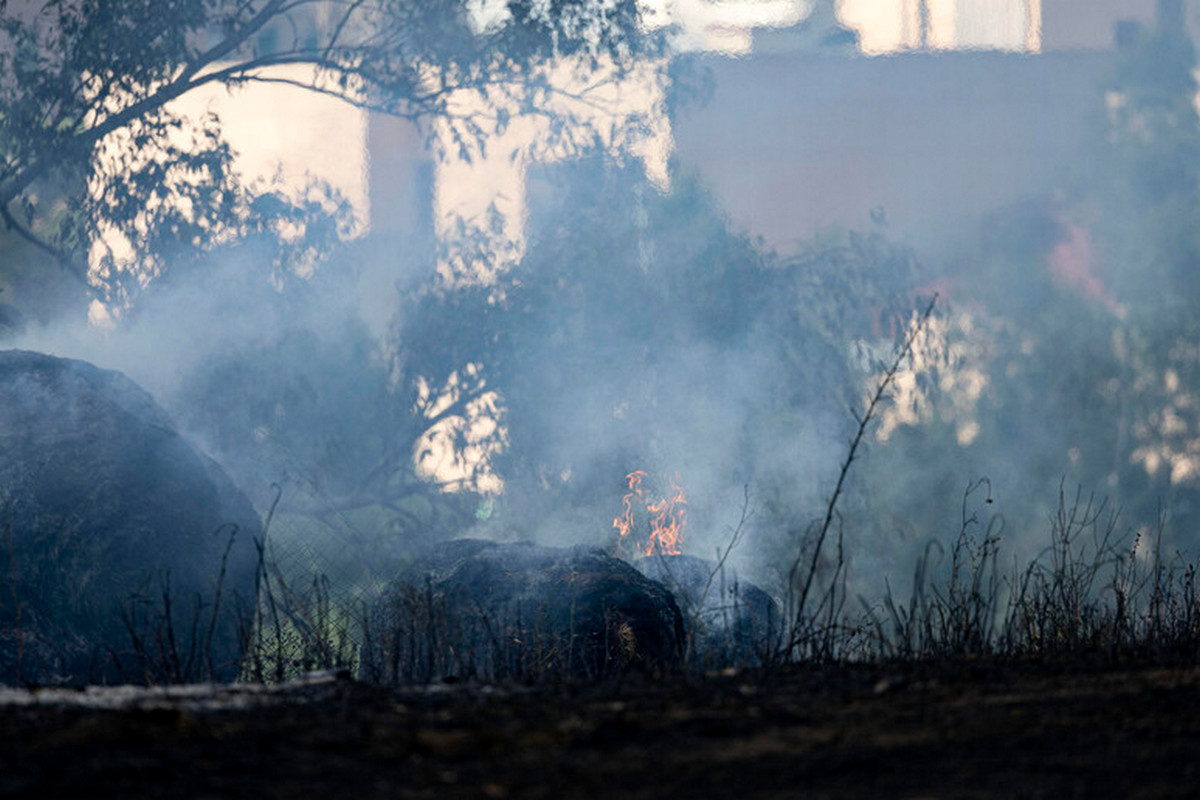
[671,0,1194,254]
[167,1,1197,274]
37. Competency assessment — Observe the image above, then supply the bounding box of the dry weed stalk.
[782,294,939,662]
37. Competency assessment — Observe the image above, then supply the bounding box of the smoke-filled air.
[4,0,1200,686]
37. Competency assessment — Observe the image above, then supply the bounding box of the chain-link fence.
[240,489,402,683]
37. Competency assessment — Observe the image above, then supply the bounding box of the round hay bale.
[0,350,261,685]
[363,539,685,683]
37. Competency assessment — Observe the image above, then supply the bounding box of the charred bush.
[637,553,779,669]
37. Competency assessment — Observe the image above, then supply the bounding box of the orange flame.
[613,470,687,557]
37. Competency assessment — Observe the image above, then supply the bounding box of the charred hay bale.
[0,349,261,685]
[636,554,780,668]
[362,539,685,683]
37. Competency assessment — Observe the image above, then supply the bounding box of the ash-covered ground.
[3,663,1199,799]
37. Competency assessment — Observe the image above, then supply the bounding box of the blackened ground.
[1,662,1199,799]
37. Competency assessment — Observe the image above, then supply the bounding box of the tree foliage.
[0,0,657,305]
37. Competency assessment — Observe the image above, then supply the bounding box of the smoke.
[400,154,916,596]
[4,14,1200,625]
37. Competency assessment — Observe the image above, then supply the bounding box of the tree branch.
[0,202,86,281]
[322,0,369,63]
[179,0,289,83]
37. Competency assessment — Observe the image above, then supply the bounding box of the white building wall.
[839,0,1040,54]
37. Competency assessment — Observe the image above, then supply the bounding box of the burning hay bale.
[636,554,780,668]
[361,539,686,683]
[609,470,779,666]
[0,350,262,685]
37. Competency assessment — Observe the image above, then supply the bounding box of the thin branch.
[208,71,430,120]
[322,0,369,62]
[685,485,753,665]
[0,201,86,280]
[179,0,289,83]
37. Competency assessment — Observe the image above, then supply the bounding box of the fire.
[613,470,687,557]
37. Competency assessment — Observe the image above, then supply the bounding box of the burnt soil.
[2,662,1199,799]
